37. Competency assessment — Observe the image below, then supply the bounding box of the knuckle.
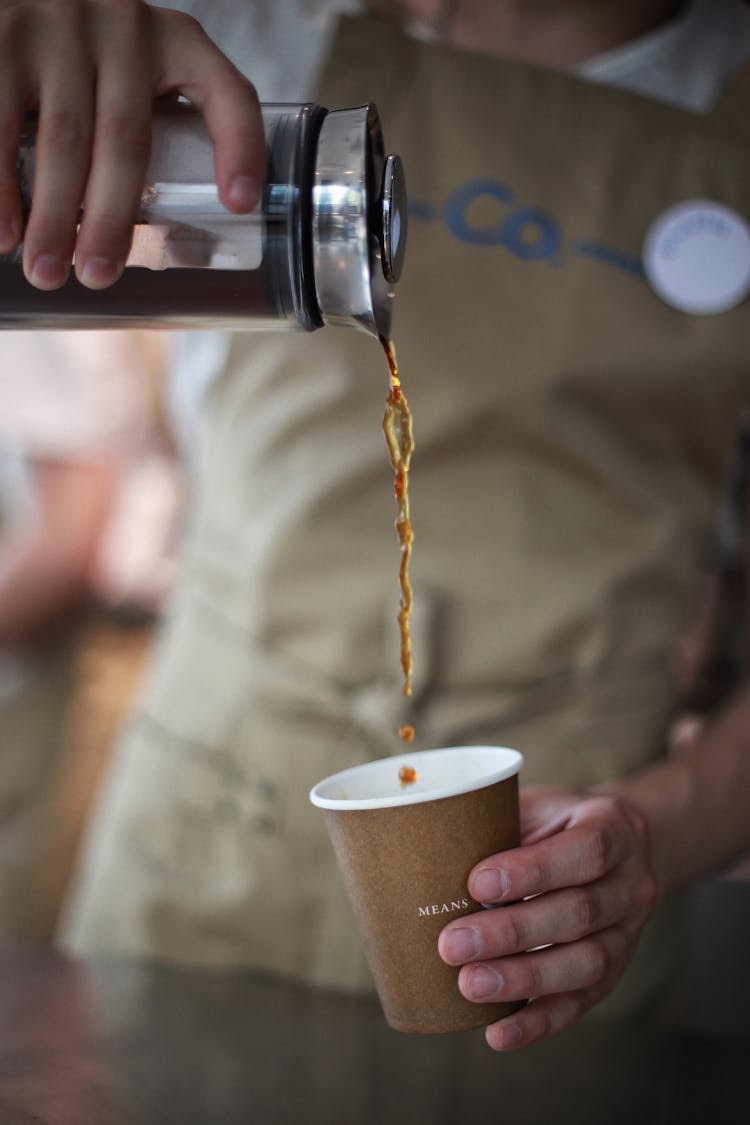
[572,888,601,934]
[621,799,650,850]
[43,110,91,155]
[25,214,74,248]
[112,0,147,30]
[586,937,612,984]
[96,112,149,160]
[530,1006,552,1041]
[25,214,54,240]
[119,2,155,57]
[96,0,142,18]
[526,854,549,895]
[588,825,615,877]
[232,73,261,110]
[77,215,133,259]
[91,0,149,48]
[216,79,263,132]
[81,213,124,237]
[81,212,131,241]
[163,8,206,41]
[503,909,529,953]
[630,802,650,840]
[523,957,545,997]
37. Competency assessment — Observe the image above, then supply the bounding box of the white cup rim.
[309,745,523,811]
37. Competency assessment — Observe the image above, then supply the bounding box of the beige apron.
[62,16,750,1017]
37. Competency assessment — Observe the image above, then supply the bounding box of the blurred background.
[0,329,184,943]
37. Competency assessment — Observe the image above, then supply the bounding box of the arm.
[609,691,750,895]
[0,0,265,290]
[438,703,750,1052]
[0,457,114,648]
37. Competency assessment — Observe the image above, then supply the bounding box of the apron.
[61,15,750,1017]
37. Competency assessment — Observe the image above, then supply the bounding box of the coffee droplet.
[399,764,418,787]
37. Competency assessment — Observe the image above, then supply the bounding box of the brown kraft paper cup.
[309,746,524,1034]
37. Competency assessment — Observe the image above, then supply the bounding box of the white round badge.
[643,199,750,315]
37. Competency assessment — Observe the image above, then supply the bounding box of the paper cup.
[309,746,524,1034]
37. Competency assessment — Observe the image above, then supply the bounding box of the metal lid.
[312,104,407,337]
[380,153,407,284]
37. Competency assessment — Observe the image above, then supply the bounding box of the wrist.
[593,753,699,901]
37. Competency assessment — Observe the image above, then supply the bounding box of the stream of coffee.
[380,336,415,742]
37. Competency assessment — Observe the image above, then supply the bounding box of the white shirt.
[153,0,362,101]
[153,0,750,109]
[578,0,750,112]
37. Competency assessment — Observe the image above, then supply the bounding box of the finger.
[439,872,636,965]
[74,30,153,287]
[467,811,634,905]
[152,8,265,211]
[22,60,94,289]
[0,0,31,250]
[0,81,22,253]
[484,987,602,1052]
[456,925,631,1004]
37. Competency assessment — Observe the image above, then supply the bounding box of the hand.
[438,786,657,1050]
[0,0,264,290]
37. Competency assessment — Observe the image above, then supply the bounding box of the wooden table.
[0,945,748,1124]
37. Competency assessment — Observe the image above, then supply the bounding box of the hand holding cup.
[438,786,657,1050]
[310,745,524,1034]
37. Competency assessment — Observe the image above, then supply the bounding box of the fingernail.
[463,964,503,1001]
[472,868,509,903]
[441,926,480,964]
[0,220,17,251]
[29,254,67,289]
[227,174,259,211]
[78,257,120,289]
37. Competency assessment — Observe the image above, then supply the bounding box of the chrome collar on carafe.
[313,105,407,338]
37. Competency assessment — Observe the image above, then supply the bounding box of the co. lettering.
[443,177,562,262]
